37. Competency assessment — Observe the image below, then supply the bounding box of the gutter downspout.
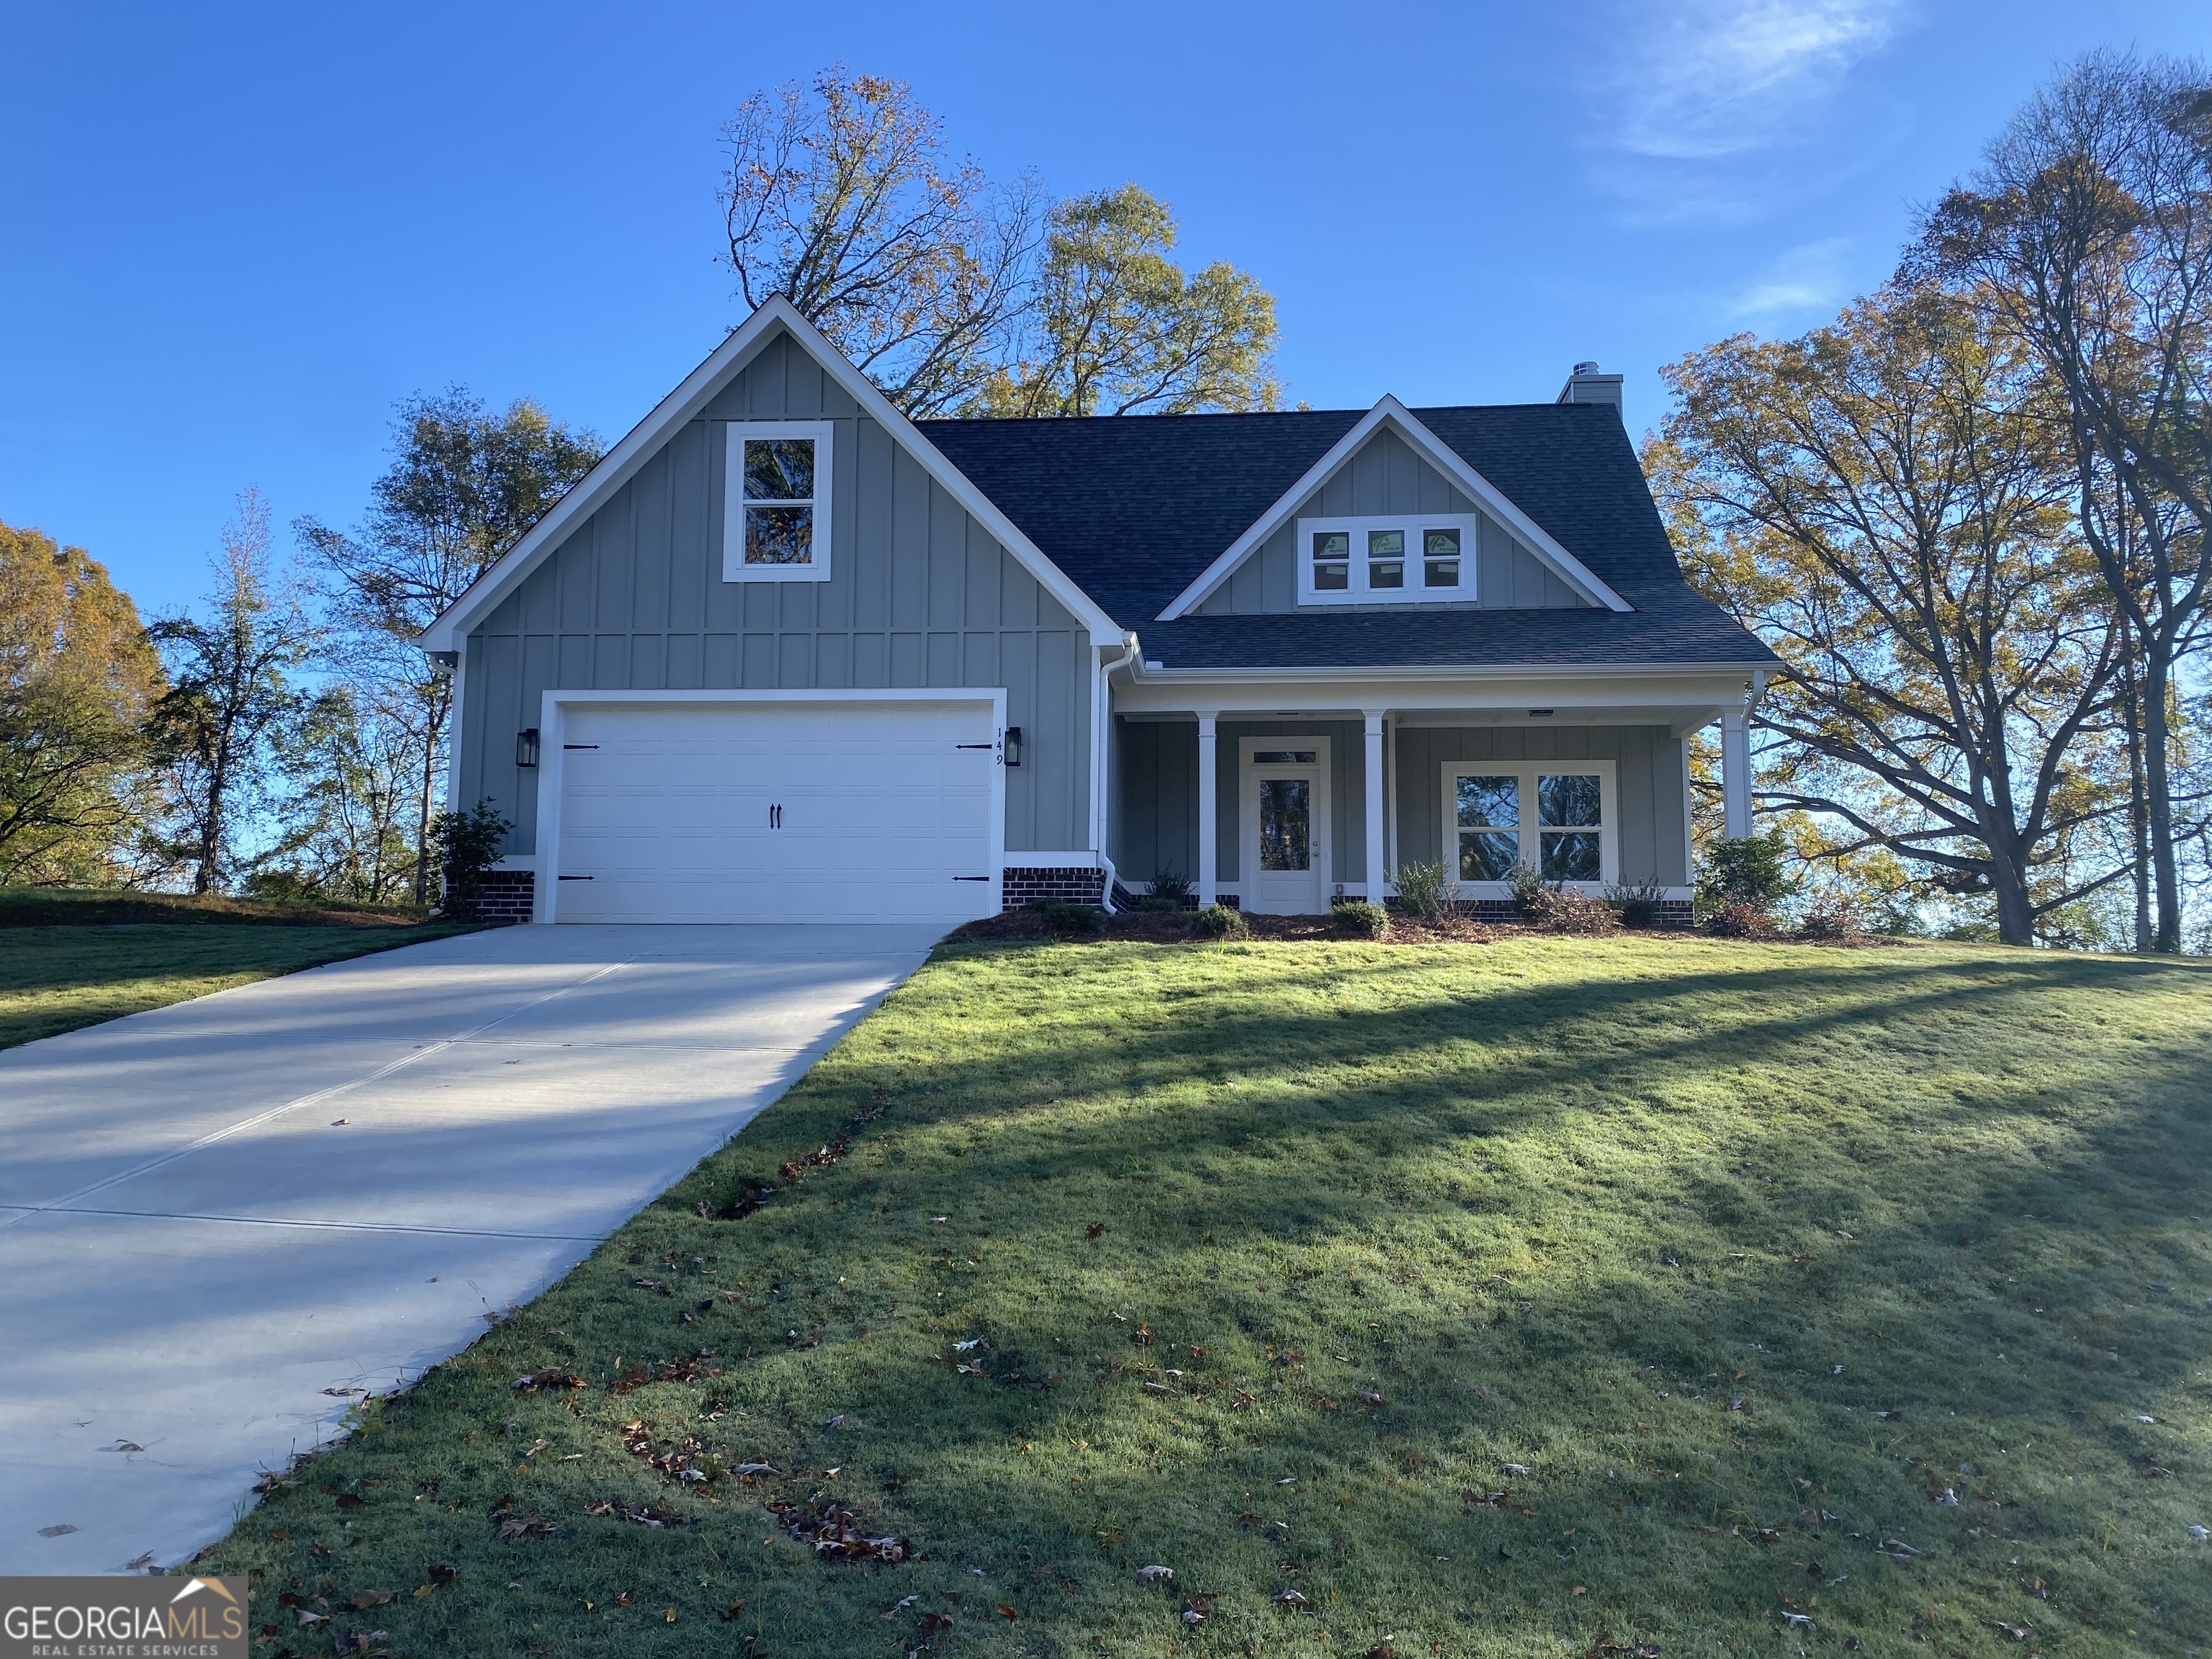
[1095,631,1141,913]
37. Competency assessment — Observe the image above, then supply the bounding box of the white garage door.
[549,701,999,924]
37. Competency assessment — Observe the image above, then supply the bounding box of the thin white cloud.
[1610,0,1909,161]
[1727,236,1856,321]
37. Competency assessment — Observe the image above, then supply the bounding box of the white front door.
[1239,738,1331,914]
[550,699,1000,923]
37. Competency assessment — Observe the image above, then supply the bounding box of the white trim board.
[1155,395,1632,620]
[416,297,1123,654]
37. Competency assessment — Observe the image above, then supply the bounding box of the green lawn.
[0,918,479,1051]
[195,935,2212,1657]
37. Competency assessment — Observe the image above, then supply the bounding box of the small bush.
[1388,861,1455,921]
[429,799,513,921]
[1146,866,1194,907]
[1033,899,1105,935]
[1797,899,1863,943]
[1529,889,1619,935]
[1707,898,1776,939]
[1330,899,1389,939]
[1506,860,1552,914]
[1188,903,1249,940]
[1606,877,1668,928]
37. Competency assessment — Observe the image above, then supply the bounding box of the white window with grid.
[1296,512,1477,605]
[1440,760,1617,891]
[723,421,835,582]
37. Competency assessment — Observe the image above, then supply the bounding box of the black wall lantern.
[1002,726,1022,767]
[516,728,540,768]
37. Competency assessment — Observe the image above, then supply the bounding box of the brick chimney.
[1555,360,1624,418]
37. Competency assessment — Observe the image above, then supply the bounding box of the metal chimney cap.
[1572,360,1601,376]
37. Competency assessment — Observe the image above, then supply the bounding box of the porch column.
[1196,712,1219,907]
[1721,707,1752,839]
[1362,712,1387,901]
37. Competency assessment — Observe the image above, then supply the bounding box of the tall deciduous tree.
[0,521,165,884]
[146,490,319,894]
[1913,49,2212,950]
[1652,287,2124,945]
[298,390,601,900]
[968,184,1282,417]
[722,66,1043,416]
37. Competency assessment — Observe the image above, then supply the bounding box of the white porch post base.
[1362,711,1386,901]
[1196,713,1219,907]
[1722,708,1752,839]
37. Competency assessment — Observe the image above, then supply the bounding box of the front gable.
[1156,397,1631,621]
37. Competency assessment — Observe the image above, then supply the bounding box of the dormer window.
[1298,513,1475,605]
[724,421,835,583]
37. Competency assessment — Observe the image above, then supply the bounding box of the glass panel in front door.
[1258,778,1312,871]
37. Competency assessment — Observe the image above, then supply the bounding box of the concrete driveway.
[0,922,940,1574]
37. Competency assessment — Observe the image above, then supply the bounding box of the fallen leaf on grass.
[1354,1388,1385,1406]
[997,1604,1019,1620]
[511,1368,586,1393]
[296,1609,328,1627]
[1142,1381,1178,1395]
[881,1594,920,1619]
[765,1498,906,1562]
[495,1513,555,1540]
[1500,1462,1532,1476]
[321,1388,367,1398]
[1136,1565,1174,1581]
[333,1494,363,1510]
[1272,1588,1309,1606]
[717,1601,747,1621]
[349,1591,395,1609]
[1086,1223,1107,1238]
[1984,1620,2034,1642]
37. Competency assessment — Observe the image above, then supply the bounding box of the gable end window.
[1296,513,1475,605]
[723,421,835,583]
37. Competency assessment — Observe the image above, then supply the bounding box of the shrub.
[1146,866,1194,908]
[1707,898,1776,939]
[1699,832,1794,909]
[1330,899,1389,939]
[429,799,513,920]
[1388,861,1455,921]
[1506,861,1550,914]
[1033,898,1105,935]
[1606,877,1668,928]
[1530,889,1619,935]
[1188,903,1249,940]
[1797,899,1863,942]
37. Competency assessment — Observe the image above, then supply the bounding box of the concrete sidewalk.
[0,922,939,1574]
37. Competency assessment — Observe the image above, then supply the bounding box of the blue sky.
[6,0,2209,618]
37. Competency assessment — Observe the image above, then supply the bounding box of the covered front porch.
[1107,670,1761,914]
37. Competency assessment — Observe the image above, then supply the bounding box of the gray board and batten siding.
[1193,427,1590,616]
[1114,719,1691,892]
[459,331,1094,861]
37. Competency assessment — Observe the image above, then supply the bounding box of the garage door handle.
[557,874,594,881]
[955,742,992,750]
[563,743,598,750]
[953,876,989,881]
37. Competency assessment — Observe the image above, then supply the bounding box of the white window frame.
[1295,511,1478,606]
[1439,759,1617,894]
[723,421,835,583]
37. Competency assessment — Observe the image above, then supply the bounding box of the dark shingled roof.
[915,403,1778,671]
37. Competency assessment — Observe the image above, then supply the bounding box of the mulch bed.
[948,906,1899,948]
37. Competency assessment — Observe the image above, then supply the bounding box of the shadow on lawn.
[212,941,2212,1654]
[632,943,2212,1645]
